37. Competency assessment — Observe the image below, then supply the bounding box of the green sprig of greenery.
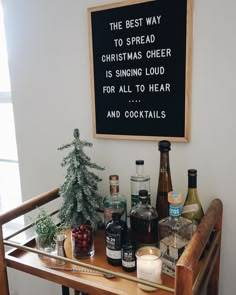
[33,207,68,248]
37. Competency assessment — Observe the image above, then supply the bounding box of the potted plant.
[57,128,105,258]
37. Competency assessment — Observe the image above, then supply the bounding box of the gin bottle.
[130,189,159,249]
[131,160,151,207]
[182,169,204,232]
[156,140,173,220]
[159,191,193,277]
[103,175,127,226]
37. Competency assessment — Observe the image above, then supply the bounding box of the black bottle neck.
[188,174,197,188]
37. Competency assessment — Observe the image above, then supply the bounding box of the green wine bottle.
[182,169,204,232]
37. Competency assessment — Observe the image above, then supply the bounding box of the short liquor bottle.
[103,175,127,226]
[130,189,159,249]
[122,229,136,272]
[159,191,193,277]
[182,169,204,232]
[130,160,151,207]
[105,212,128,266]
[156,140,173,221]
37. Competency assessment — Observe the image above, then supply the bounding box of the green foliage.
[58,129,105,229]
[33,207,67,248]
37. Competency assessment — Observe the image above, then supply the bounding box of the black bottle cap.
[188,169,197,176]
[139,189,148,198]
[158,140,171,151]
[136,160,144,165]
[112,212,120,220]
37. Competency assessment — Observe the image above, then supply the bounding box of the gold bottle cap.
[168,191,182,205]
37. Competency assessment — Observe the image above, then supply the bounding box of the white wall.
[2,0,236,294]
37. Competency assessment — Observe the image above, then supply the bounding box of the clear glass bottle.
[105,212,127,266]
[131,160,151,207]
[182,169,204,232]
[103,175,127,226]
[156,140,173,221]
[159,191,193,277]
[130,189,159,249]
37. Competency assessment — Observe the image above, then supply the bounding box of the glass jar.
[136,246,162,291]
[71,225,95,259]
[35,232,56,258]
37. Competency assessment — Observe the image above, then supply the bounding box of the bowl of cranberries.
[71,225,95,258]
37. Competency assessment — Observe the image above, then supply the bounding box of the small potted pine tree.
[58,129,104,258]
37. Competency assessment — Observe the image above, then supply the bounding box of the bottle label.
[106,247,121,259]
[160,236,187,260]
[122,248,136,267]
[106,232,122,259]
[169,205,181,217]
[182,204,200,214]
[122,259,136,268]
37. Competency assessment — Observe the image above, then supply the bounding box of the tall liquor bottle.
[130,160,150,207]
[159,191,193,277]
[156,140,173,221]
[182,169,204,232]
[130,189,159,249]
[103,175,127,226]
[105,212,127,266]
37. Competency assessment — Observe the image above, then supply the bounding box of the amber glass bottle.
[130,189,159,248]
[156,140,173,221]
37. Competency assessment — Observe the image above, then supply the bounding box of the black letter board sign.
[88,0,193,142]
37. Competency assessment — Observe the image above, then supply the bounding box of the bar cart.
[0,188,223,295]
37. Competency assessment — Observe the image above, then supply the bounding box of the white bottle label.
[106,248,121,259]
[182,204,200,214]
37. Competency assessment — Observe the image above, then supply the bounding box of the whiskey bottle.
[131,160,151,207]
[103,175,127,226]
[159,191,193,277]
[130,189,159,249]
[156,140,173,220]
[105,212,127,266]
[182,169,204,232]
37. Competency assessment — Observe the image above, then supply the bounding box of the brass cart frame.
[0,188,223,295]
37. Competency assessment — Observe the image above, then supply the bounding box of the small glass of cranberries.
[71,225,95,258]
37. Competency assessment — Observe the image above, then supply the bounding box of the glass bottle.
[182,169,204,232]
[122,229,136,272]
[159,191,193,277]
[105,212,127,266]
[130,160,151,207]
[130,189,159,249]
[156,140,173,221]
[103,175,127,226]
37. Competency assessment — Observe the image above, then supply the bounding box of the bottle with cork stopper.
[158,191,193,277]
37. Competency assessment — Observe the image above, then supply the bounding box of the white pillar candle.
[136,247,162,291]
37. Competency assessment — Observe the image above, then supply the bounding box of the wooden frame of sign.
[88,0,193,142]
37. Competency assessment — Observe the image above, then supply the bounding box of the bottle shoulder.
[105,220,127,232]
[130,204,158,219]
[159,216,192,228]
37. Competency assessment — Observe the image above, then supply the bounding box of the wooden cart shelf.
[0,189,223,295]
